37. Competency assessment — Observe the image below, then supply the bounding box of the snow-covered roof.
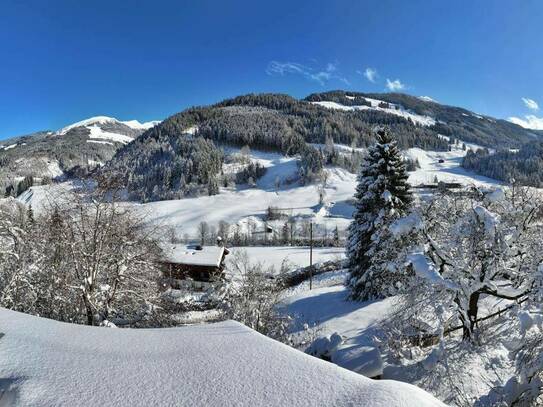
[0,308,445,406]
[161,244,226,267]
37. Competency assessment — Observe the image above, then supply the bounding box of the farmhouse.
[160,243,229,287]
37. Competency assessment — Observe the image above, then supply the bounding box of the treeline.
[169,215,344,248]
[462,142,543,186]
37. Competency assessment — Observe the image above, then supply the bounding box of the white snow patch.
[407,252,458,290]
[389,213,424,237]
[311,99,436,127]
[87,125,134,144]
[0,308,444,406]
[87,140,114,146]
[418,96,437,103]
[121,119,161,130]
[3,143,17,150]
[57,115,160,135]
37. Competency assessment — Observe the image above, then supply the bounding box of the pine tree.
[26,205,34,225]
[346,128,412,300]
[333,225,340,247]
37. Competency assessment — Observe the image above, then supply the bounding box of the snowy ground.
[228,246,345,273]
[405,144,500,188]
[18,143,500,239]
[0,308,444,406]
[278,269,521,406]
[131,149,357,237]
[281,271,398,377]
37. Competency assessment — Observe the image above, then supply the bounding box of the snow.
[57,116,159,135]
[311,99,437,127]
[418,96,437,103]
[120,119,161,130]
[473,206,499,237]
[282,279,418,382]
[405,144,500,188]
[128,149,356,237]
[18,143,500,248]
[87,140,114,146]
[45,160,64,178]
[0,308,444,406]
[228,246,345,272]
[407,252,458,290]
[57,116,120,135]
[87,125,134,144]
[162,244,225,267]
[389,213,423,237]
[3,143,17,150]
[486,188,505,203]
[183,125,199,135]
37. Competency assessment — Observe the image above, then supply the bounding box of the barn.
[160,243,229,289]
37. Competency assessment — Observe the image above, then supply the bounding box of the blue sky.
[1,0,542,139]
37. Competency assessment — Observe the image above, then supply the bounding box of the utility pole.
[309,222,313,290]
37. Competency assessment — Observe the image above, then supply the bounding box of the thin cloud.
[508,115,543,130]
[522,97,539,111]
[385,78,405,92]
[359,67,378,83]
[266,60,348,86]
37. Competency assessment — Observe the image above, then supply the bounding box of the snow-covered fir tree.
[347,127,412,300]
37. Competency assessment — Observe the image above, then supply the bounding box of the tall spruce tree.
[347,128,412,300]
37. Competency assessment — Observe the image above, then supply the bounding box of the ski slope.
[405,145,500,188]
[0,308,444,406]
[311,99,436,127]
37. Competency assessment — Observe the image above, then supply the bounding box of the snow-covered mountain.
[56,115,159,138]
[0,116,160,187]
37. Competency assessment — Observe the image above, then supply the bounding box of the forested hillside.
[104,91,536,202]
[0,117,152,197]
[103,93,455,201]
[462,141,543,186]
[306,90,538,148]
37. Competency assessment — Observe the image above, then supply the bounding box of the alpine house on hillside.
[160,243,229,289]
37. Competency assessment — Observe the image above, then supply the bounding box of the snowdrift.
[0,308,444,406]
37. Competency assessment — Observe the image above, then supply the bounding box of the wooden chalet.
[160,243,229,284]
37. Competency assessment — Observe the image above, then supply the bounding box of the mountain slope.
[103,91,531,202]
[103,93,453,200]
[0,116,159,192]
[305,90,538,148]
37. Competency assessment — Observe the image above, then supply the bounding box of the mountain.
[304,90,539,147]
[0,116,160,192]
[102,91,535,202]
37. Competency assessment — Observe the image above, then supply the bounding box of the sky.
[1,0,542,139]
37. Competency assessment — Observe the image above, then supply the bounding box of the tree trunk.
[462,292,480,340]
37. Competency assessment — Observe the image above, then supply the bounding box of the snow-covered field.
[0,308,444,406]
[228,246,345,272]
[18,142,500,238]
[405,145,500,188]
[132,149,357,236]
